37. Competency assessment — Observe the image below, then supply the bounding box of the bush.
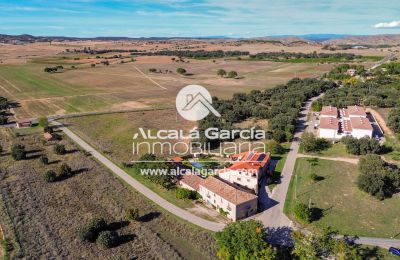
[54,144,66,155]
[217,69,226,77]
[88,217,107,232]
[125,208,140,221]
[309,173,319,181]
[388,108,400,133]
[57,163,72,178]
[78,226,97,242]
[44,125,53,133]
[266,140,285,154]
[176,67,186,75]
[1,239,13,253]
[227,71,238,78]
[40,155,49,165]
[293,203,312,223]
[38,116,48,127]
[43,170,57,183]
[11,144,26,160]
[176,187,199,200]
[96,231,118,248]
[342,136,381,155]
[301,132,331,152]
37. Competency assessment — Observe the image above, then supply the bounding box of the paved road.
[297,154,359,164]
[370,52,397,70]
[255,94,322,229]
[52,121,225,232]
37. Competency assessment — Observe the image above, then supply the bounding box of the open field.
[284,158,400,238]
[0,128,216,259]
[0,54,335,118]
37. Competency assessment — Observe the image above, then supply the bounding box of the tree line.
[249,51,363,61]
[198,78,338,147]
[138,50,249,59]
[0,96,9,125]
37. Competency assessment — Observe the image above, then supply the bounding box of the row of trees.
[357,154,400,200]
[342,136,382,155]
[327,64,366,80]
[249,52,363,61]
[0,96,9,125]
[215,220,367,260]
[44,65,63,73]
[140,50,249,59]
[198,78,337,147]
[217,69,238,78]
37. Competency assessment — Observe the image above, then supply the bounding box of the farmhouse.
[218,151,270,193]
[16,118,38,128]
[179,173,203,191]
[198,176,258,221]
[318,105,373,139]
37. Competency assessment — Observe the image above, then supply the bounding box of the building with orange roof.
[320,106,338,118]
[198,176,258,221]
[218,151,270,193]
[179,173,204,191]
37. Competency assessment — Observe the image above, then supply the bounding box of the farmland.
[0,128,216,259]
[284,158,400,238]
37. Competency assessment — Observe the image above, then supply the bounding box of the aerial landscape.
[1,0,400,259]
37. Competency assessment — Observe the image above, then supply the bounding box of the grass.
[383,134,400,163]
[268,143,291,191]
[284,158,400,238]
[299,141,356,158]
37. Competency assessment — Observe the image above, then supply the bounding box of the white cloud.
[374,20,400,28]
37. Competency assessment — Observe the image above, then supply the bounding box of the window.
[247,179,250,182]
[227,204,231,211]
[237,177,241,181]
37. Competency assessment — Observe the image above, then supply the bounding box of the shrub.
[88,217,107,232]
[227,71,238,78]
[78,226,97,242]
[44,125,53,134]
[266,140,285,154]
[176,67,186,75]
[1,239,13,253]
[125,208,140,221]
[309,173,319,181]
[11,144,26,160]
[301,132,331,152]
[293,203,312,223]
[57,163,72,178]
[342,136,381,155]
[40,155,49,165]
[96,231,118,248]
[176,188,198,200]
[54,144,66,155]
[43,170,57,183]
[38,116,48,127]
[217,69,226,77]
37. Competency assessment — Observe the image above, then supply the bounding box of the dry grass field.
[0,127,216,259]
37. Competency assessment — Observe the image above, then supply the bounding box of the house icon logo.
[176,85,221,121]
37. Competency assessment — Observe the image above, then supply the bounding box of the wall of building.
[218,170,258,193]
[179,181,196,191]
[235,199,258,220]
[319,128,338,139]
[352,129,373,139]
[198,185,237,220]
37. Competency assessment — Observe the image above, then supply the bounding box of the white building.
[198,176,258,221]
[218,151,270,194]
[318,105,374,139]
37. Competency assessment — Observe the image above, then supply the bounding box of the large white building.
[318,105,373,139]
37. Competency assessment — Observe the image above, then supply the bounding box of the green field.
[299,141,356,158]
[284,158,400,238]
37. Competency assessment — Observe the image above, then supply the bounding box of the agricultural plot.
[285,158,400,238]
[0,56,333,118]
[0,128,215,260]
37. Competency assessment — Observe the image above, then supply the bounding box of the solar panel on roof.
[245,152,254,161]
[257,154,266,162]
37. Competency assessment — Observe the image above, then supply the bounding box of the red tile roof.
[347,106,366,117]
[342,120,352,132]
[180,173,204,190]
[321,106,338,117]
[228,151,270,171]
[319,117,339,130]
[200,176,257,205]
[350,117,373,130]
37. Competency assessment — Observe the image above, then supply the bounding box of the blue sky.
[0,0,399,37]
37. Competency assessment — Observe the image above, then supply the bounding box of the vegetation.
[43,170,57,183]
[44,65,63,73]
[327,64,366,80]
[357,154,400,200]
[175,187,199,200]
[215,220,276,260]
[40,154,49,165]
[217,69,226,77]
[293,203,312,223]
[227,71,238,78]
[11,144,26,160]
[176,67,186,75]
[53,144,66,155]
[96,231,118,248]
[38,116,48,127]
[301,132,331,152]
[141,50,249,59]
[125,208,140,221]
[198,78,337,147]
[57,163,72,179]
[342,136,382,155]
[388,108,400,133]
[249,52,376,63]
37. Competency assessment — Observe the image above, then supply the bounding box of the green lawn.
[268,143,291,191]
[299,141,356,158]
[284,158,400,238]
[383,134,400,163]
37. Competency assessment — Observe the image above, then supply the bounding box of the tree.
[78,225,97,242]
[175,188,198,200]
[266,140,285,154]
[57,163,72,178]
[11,144,26,160]
[293,203,312,223]
[96,231,118,248]
[38,117,48,127]
[215,220,276,260]
[217,69,227,77]
[301,132,330,153]
[54,144,66,155]
[125,208,140,221]
[388,108,400,133]
[291,231,318,260]
[43,170,56,182]
[227,71,238,78]
[40,155,49,165]
[176,67,186,75]
[0,115,8,125]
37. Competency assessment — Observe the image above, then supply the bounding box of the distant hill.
[322,34,400,46]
